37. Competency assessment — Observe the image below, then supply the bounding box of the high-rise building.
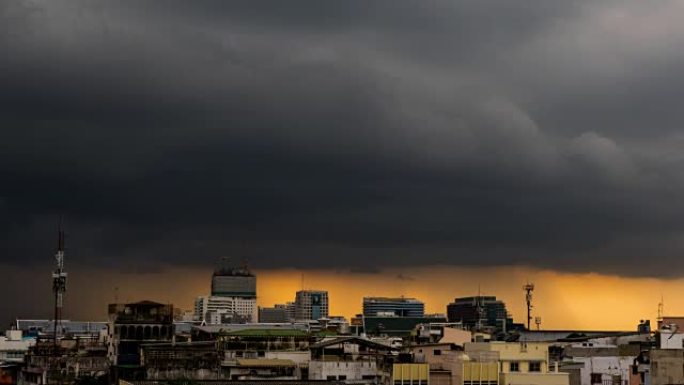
[194,295,257,324]
[211,262,256,298]
[446,296,513,331]
[294,290,329,321]
[363,297,425,317]
[197,259,258,324]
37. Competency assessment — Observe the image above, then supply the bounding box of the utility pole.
[523,283,534,330]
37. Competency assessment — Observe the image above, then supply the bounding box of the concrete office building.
[447,296,514,332]
[294,290,329,321]
[259,305,289,323]
[211,263,256,298]
[363,297,425,317]
[193,260,258,324]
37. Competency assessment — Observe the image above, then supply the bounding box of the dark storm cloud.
[3,0,684,277]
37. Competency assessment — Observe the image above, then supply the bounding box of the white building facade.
[194,296,257,324]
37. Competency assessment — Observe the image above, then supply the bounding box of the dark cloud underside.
[3,0,684,279]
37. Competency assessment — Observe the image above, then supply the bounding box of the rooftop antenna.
[523,282,535,330]
[52,218,68,354]
[475,284,484,331]
[658,295,664,323]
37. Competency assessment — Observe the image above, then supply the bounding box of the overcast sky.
[3,0,684,281]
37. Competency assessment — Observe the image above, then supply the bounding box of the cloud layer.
[3,0,684,277]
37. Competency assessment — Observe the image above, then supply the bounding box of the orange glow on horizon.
[5,264,677,330]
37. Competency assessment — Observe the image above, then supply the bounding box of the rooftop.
[221,329,310,337]
[213,263,254,277]
[310,336,395,351]
[237,358,296,367]
[364,297,423,303]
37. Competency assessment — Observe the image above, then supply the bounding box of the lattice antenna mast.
[523,283,535,330]
[52,222,68,353]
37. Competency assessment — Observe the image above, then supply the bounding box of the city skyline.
[2,261,677,331]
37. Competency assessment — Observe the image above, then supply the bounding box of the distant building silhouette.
[195,258,258,323]
[211,260,256,298]
[446,296,516,332]
[363,297,425,317]
[294,290,329,321]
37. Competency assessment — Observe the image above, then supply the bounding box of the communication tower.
[523,283,534,330]
[52,223,68,353]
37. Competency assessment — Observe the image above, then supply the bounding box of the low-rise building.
[560,342,640,385]
[309,336,396,383]
[650,349,684,385]
[392,363,430,385]
[0,330,34,364]
[19,336,109,385]
[14,320,107,339]
[411,343,465,385]
[465,342,569,385]
[218,329,313,380]
[141,341,220,380]
[107,300,175,381]
[413,324,470,346]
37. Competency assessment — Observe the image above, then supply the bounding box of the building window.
[591,373,602,384]
[529,362,541,372]
[434,349,442,356]
[510,362,519,372]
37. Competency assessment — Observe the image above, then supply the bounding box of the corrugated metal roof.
[222,329,309,337]
[236,358,296,367]
[310,336,394,350]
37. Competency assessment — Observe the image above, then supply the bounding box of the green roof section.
[314,330,338,337]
